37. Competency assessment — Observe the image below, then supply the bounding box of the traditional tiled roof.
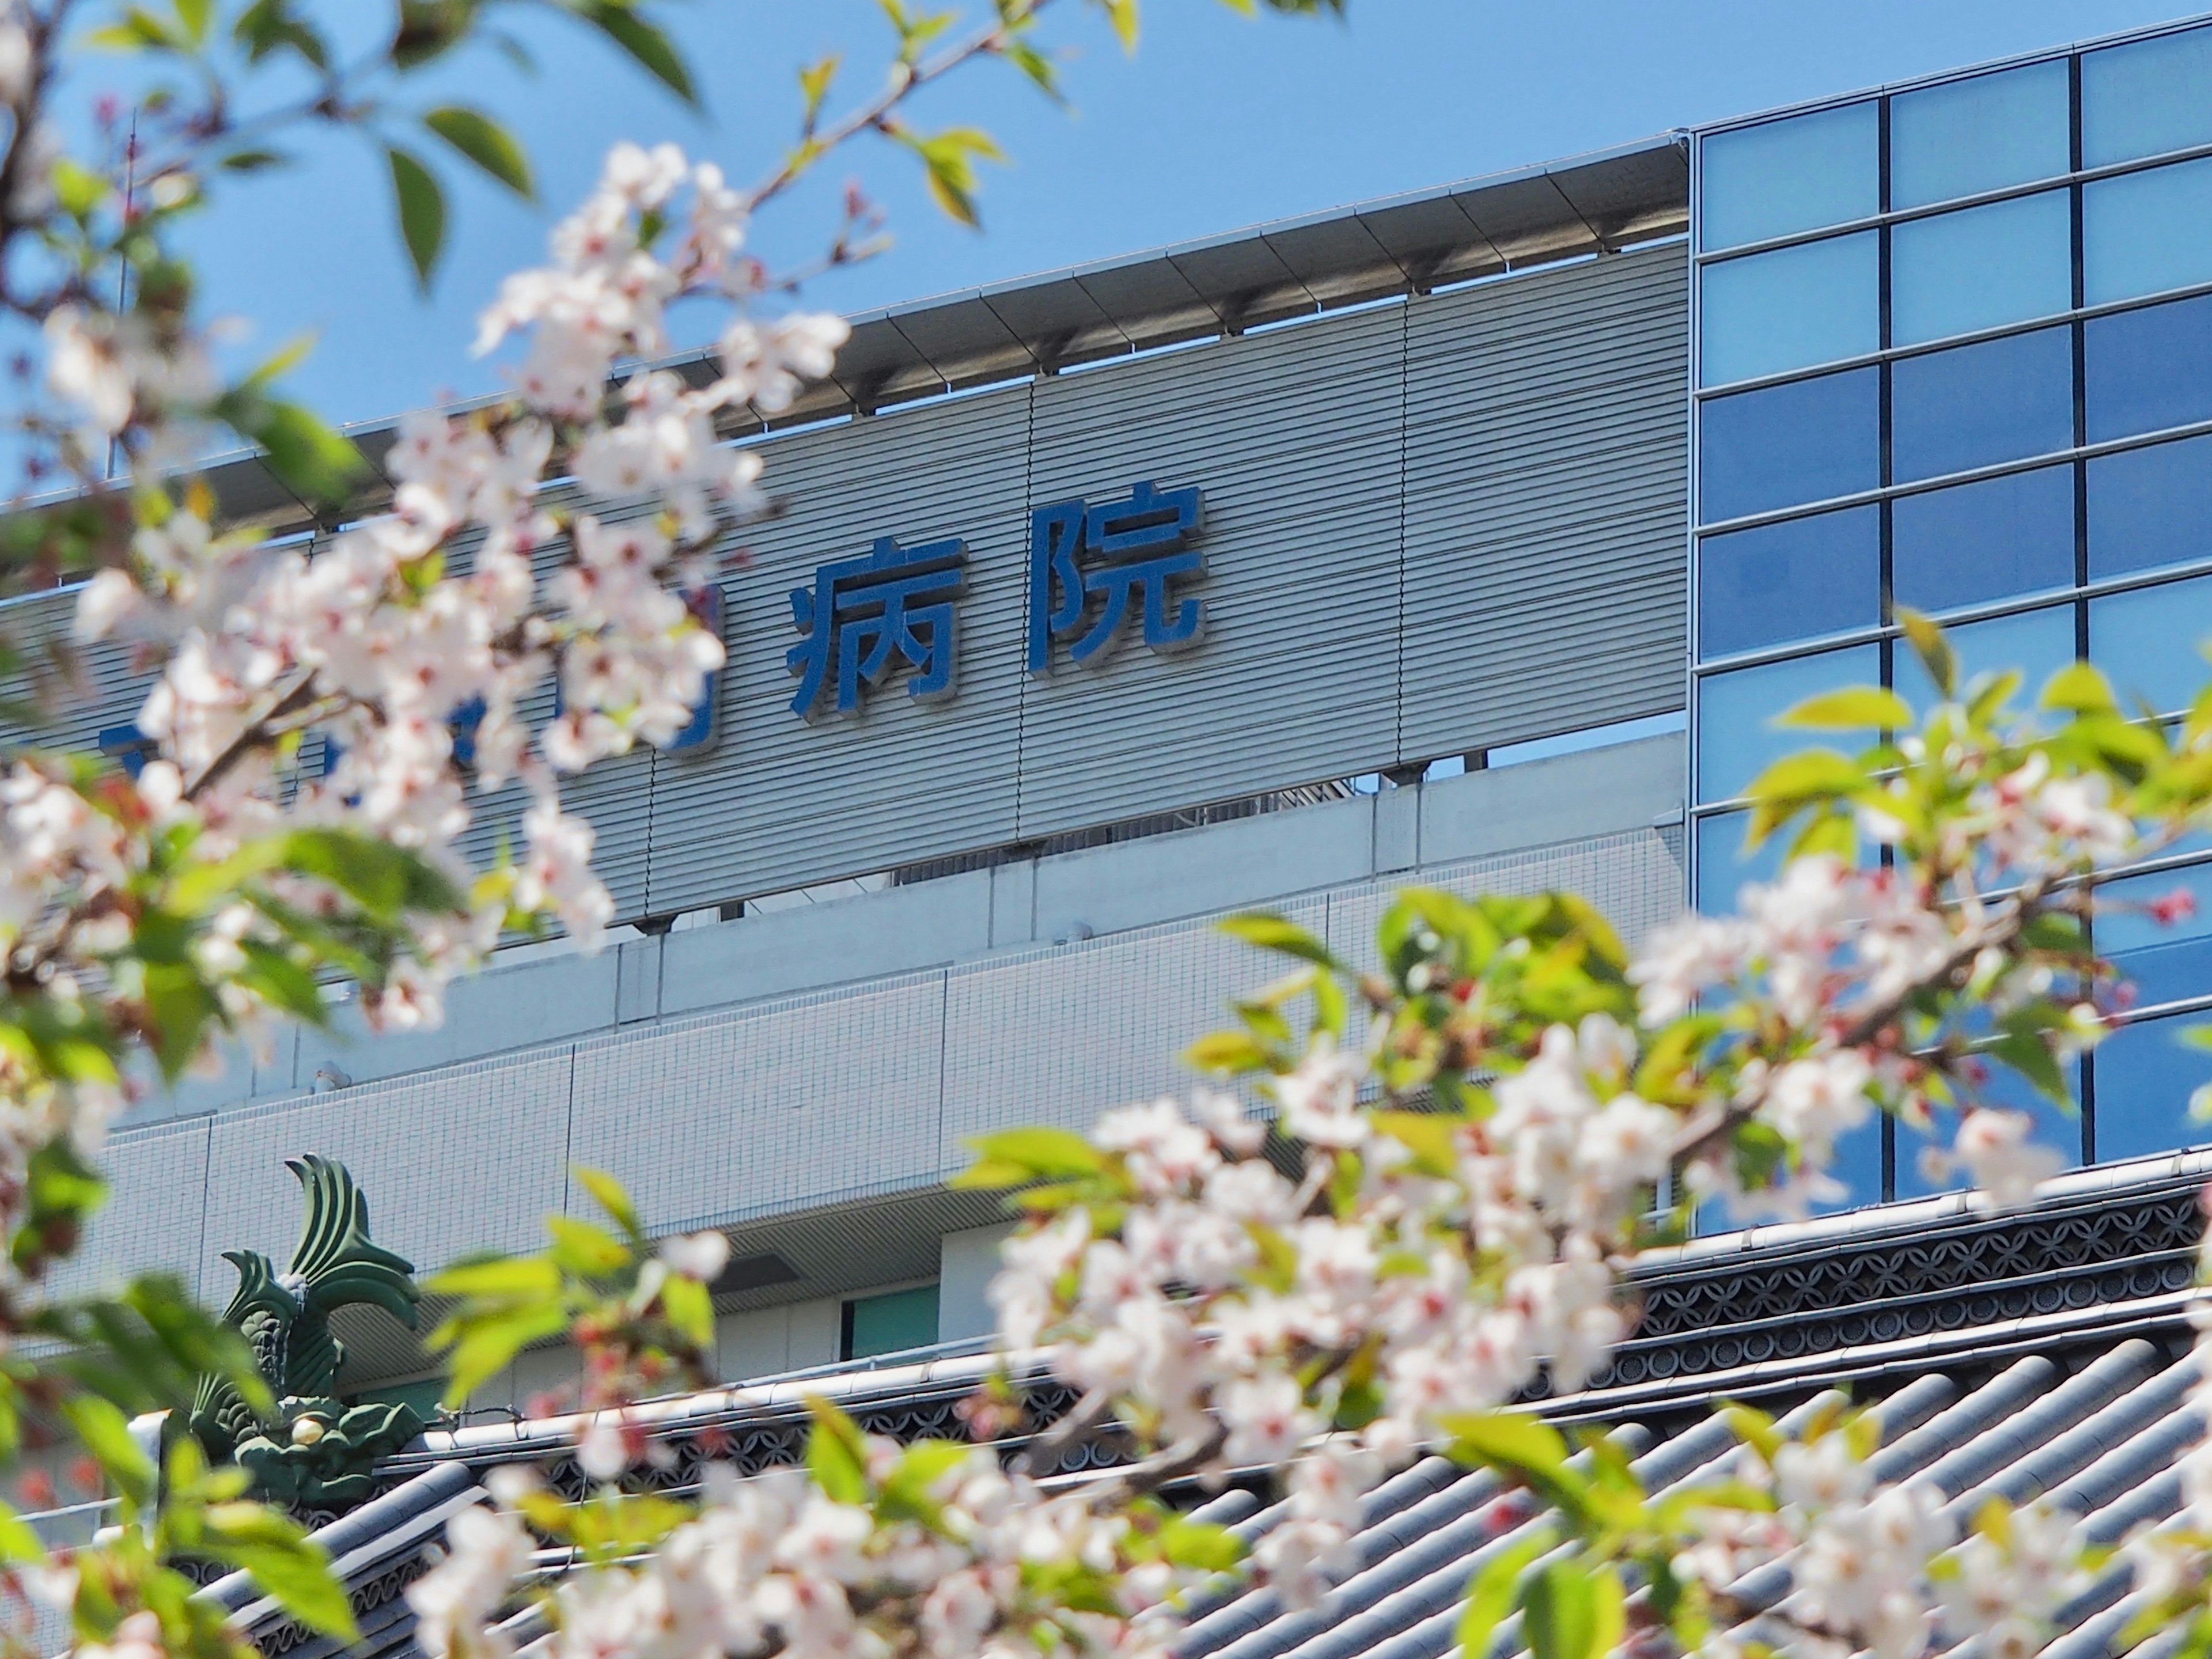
[204,1152,2212,1659]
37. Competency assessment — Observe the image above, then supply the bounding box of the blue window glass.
[1700,233,1880,385]
[2090,1014,2212,1163]
[1890,59,2072,211]
[1698,505,1880,658]
[2085,291,2212,442]
[1891,326,2075,484]
[2089,570,2212,714]
[1700,101,1880,252]
[2084,157,2212,306]
[1891,191,2073,348]
[1824,1115,1887,1214]
[2082,24,2212,169]
[1699,368,1881,524]
[2100,862,2212,1011]
[1694,809,1786,914]
[1891,465,2075,615]
[1896,1055,2081,1200]
[1892,603,2078,713]
[1696,643,1880,802]
[2088,433,2212,579]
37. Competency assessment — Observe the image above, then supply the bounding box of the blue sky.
[93,1,2203,430]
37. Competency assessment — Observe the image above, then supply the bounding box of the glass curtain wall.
[1692,18,2212,1206]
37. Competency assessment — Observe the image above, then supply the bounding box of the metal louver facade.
[638,243,1690,918]
[0,244,1687,927]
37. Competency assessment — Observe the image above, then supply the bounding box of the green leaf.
[237,942,326,1026]
[203,1504,358,1640]
[1742,748,1865,811]
[1459,1534,1551,1659]
[547,1217,631,1278]
[142,960,218,1083]
[438,1302,573,1405]
[124,1275,272,1416]
[1158,1517,1244,1574]
[426,1256,562,1300]
[279,828,464,920]
[235,0,329,69]
[1219,912,1343,969]
[806,1397,870,1504]
[0,1497,47,1569]
[1005,40,1064,101]
[423,107,535,199]
[799,54,840,120]
[1183,1030,1274,1075]
[386,145,446,289]
[1777,686,1914,732]
[1720,1403,1783,1463]
[51,160,110,219]
[1522,1558,1623,1659]
[1442,1411,1573,1488]
[90,7,184,48]
[573,1166,644,1239]
[579,2,699,105]
[662,1274,714,1349]
[1371,1111,1460,1177]
[1896,607,1956,700]
[62,1395,153,1506]
[218,147,291,173]
[961,1127,1105,1181]
[1104,0,1140,50]
[2043,660,2121,716]
[218,397,366,506]
[906,126,1006,228]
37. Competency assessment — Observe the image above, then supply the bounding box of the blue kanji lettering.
[787,535,967,718]
[1027,480,1206,673]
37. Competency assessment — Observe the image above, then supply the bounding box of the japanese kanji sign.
[783,480,1206,719]
[786,535,967,718]
[1027,480,1208,673]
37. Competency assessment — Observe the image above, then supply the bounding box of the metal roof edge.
[1692,6,2212,138]
[857,130,1690,323]
[133,132,1687,538]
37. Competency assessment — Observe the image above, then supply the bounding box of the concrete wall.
[144,732,1685,1117]
[3,248,1687,931]
[73,735,1687,1361]
[938,1224,1014,1346]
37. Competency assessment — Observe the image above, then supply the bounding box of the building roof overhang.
[169,132,1687,541]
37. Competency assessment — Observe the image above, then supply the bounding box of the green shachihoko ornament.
[188,1156,426,1509]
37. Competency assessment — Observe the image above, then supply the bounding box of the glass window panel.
[1892,464,2075,614]
[1823,1116,1888,1214]
[1700,1118,1886,1228]
[843,1285,939,1361]
[1694,809,1786,914]
[2090,1014,2212,1163]
[1696,644,1880,802]
[1892,603,2078,713]
[1891,326,2076,484]
[1891,59,2073,211]
[2089,570,2212,714]
[2083,24,2212,168]
[1700,102,1880,252]
[2100,862,2212,1010]
[2084,157,2212,306]
[2085,291,2212,442]
[2089,433,2212,579]
[1699,367,1881,524]
[1896,1054,2081,1200]
[1698,505,1881,658]
[1700,233,1879,386]
[1892,191,2074,347]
